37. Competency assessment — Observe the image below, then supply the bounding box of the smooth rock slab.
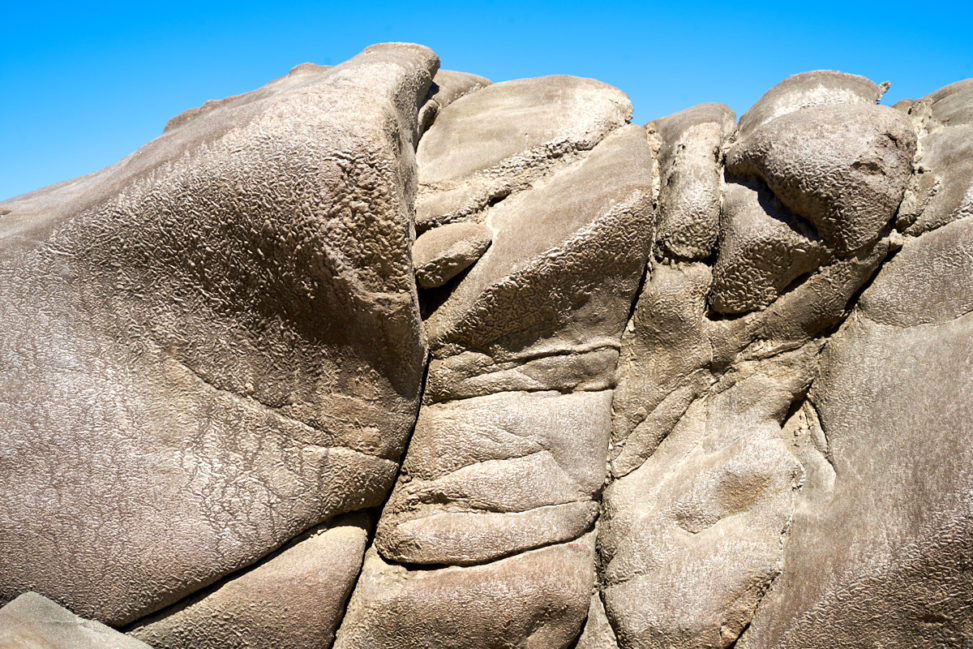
[601,351,810,649]
[415,75,632,230]
[0,593,151,649]
[376,389,610,565]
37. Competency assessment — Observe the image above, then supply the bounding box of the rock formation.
[0,45,970,649]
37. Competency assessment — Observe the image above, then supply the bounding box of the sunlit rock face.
[0,46,970,649]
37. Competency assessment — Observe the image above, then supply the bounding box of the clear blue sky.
[3,1,972,201]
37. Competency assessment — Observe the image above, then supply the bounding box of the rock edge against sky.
[1,43,971,649]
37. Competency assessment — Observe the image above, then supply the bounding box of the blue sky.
[2,1,972,200]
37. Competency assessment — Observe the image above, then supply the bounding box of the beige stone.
[0,43,435,626]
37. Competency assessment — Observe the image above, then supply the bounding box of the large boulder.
[727,103,916,255]
[0,43,435,627]
[736,70,886,138]
[2,54,972,649]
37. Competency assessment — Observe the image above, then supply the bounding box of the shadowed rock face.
[0,46,971,649]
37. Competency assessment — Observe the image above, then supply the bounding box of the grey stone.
[3,49,973,649]
[425,123,654,358]
[129,514,369,649]
[727,103,916,254]
[333,107,654,649]
[601,349,813,649]
[609,261,714,475]
[413,221,492,288]
[650,103,736,260]
[415,75,632,231]
[736,70,886,138]
[417,69,492,136]
[922,77,973,126]
[0,593,151,649]
[710,179,830,314]
[900,125,973,234]
[0,43,435,626]
[375,389,608,565]
[608,242,885,479]
[899,80,973,234]
[163,62,334,133]
[737,217,973,649]
[334,537,596,649]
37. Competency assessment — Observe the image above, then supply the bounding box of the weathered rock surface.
[1,47,971,649]
[335,110,655,649]
[128,514,369,649]
[0,593,151,649]
[737,217,973,649]
[727,103,916,255]
[736,70,886,138]
[336,536,595,649]
[417,69,492,136]
[650,103,736,260]
[0,43,435,626]
[415,75,632,231]
[710,179,830,314]
[899,79,973,235]
[413,220,492,288]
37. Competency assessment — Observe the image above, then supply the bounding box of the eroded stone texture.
[0,593,151,649]
[727,103,916,255]
[710,179,830,314]
[337,536,596,649]
[575,594,620,649]
[376,389,607,565]
[415,75,632,231]
[736,70,886,138]
[0,43,435,626]
[417,69,492,136]
[899,79,973,235]
[128,514,369,649]
[601,69,910,649]
[601,350,811,649]
[333,106,655,649]
[2,52,972,649]
[737,217,973,648]
[413,220,492,288]
[650,103,736,260]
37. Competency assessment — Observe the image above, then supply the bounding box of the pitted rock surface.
[1,44,971,649]
[0,43,435,626]
[727,102,916,255]
[650,102,736,260]
[413,221,492,288]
